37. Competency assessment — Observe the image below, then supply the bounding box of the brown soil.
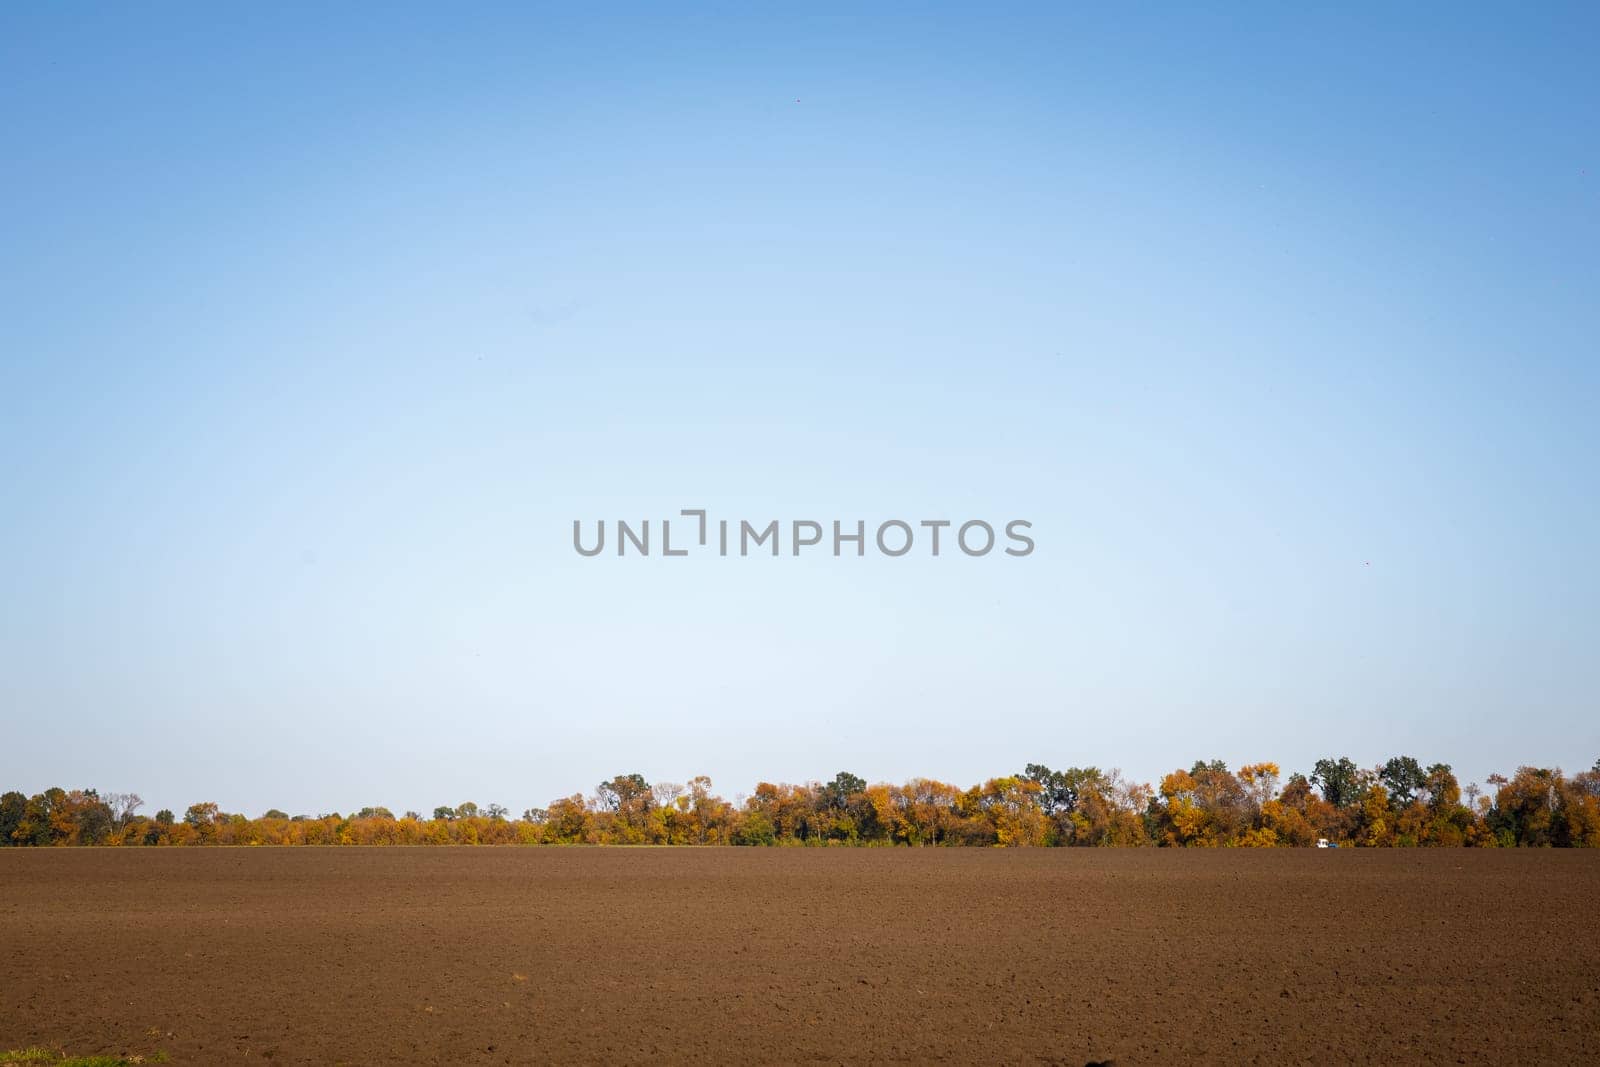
[2,848,1597,1064]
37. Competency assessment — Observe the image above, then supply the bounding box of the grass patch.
[2,1049,169,1066]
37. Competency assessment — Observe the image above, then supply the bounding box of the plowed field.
[3,849,1597,1064]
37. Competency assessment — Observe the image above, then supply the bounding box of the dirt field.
[2,849,1597,1065]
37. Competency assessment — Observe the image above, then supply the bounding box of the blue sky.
[1,4,1595,816]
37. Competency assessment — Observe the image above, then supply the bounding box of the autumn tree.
[3,755,1574,849]
[968,776,1046,847]
[67,790,115,845]
[14,788,67,846]
[1070,769,1152,847]
[1235,763,1283,846]
[745,781,822,842]
[892,777,965,846]
[183,802,220,844]
[1489,767,1560,847]
[1555,764,1600,847]
[684,776,728,844]
[1354,783,1395,846]
[596,773,654,843]
[1256,772,1318,846]
[544,794,595,844]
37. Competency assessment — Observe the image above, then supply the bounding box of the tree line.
[3,757,1598,849]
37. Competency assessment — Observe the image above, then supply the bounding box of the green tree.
[0,791,25,845]
[1312,757,1363,808]
[1380,757,1427,808]
[1022,764,1103,815]
[73,790,114,845]
[733,810,776,846]
[820,772,866,811]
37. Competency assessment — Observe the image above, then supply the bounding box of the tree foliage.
[4,757,1595,848]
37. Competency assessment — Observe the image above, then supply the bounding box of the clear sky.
[2,4,1595,817]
